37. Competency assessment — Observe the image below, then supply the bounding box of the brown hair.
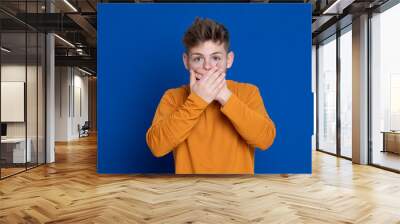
[182,17,230,52]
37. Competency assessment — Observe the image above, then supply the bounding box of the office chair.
[78,121,90,138]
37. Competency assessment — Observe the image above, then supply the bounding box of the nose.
[203,59,212,70]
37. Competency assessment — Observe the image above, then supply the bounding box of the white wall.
[55,66,69,141]
[71,71,89,139]
[1,65,40,137]
[55,67,89,141]
[1,66,26,136]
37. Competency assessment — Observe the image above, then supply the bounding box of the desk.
[381,131,400,154]
[1,138,32,163]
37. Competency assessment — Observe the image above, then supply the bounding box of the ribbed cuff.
[220,92,239,115]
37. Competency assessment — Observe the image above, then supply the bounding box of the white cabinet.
[1,138,32,163]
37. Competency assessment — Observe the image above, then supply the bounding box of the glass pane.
[371,3,400,171]
[0,1,46,179]
[38,32,45,165]
[1,31,27,178]
[27,31,38,169]
[26,0,39,170]
[340,28,352,158]
[318,36,337,154]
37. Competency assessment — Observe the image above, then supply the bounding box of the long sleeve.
[220,85,276,150]
[146,89,209,157]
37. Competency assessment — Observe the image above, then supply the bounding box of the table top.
[1,138,31,143]
[381,131,400,134]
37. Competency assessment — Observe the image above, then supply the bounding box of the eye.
[193,57,201,62]
[213,56,221,61]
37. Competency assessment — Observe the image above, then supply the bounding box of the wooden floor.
[1,135,400,223]
[1,167,26,178]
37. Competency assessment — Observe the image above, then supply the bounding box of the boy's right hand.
[189,67,226,103]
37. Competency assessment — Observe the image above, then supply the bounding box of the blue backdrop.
[97,3,312,174]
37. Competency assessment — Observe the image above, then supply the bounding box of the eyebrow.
[190,51,224,57]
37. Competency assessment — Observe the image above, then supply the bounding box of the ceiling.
[0,0,393,75]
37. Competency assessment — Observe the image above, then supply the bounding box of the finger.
[201,66,219,83]
[204,67,222,85]
[189,69,196,89]
[195,72,202,80]
[212,78,226,96]
[211,73,226,92]
[217,79,226,92]
[195,71,206,81]
[206,68,224,86]
[206,66,219,76]
[210,72,225,90]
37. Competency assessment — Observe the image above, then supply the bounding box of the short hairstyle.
[182,17,230,52]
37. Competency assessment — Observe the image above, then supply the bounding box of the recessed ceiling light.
[322,0,354,15]
[63,0,78,12]
[77,67,93,76]
[54,34,75,48]
[1,47,11,53]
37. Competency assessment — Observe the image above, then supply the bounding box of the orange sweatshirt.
[146,80,276,174]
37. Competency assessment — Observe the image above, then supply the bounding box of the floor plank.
[1,134,400,223]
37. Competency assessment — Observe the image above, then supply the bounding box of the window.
[339,27,352,158]
[0,1,47,179]
[370,2,400,171]
[318,35,337,154]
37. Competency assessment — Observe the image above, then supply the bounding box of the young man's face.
[183,40,234,80]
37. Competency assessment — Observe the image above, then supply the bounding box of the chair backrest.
[82,121,90,129]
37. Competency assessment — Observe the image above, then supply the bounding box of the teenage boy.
[146,17,276,174]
